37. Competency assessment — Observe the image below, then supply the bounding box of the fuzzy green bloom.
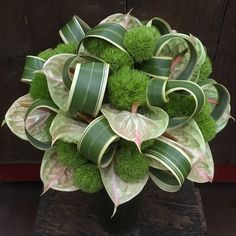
[162,93,195,117]
[195,102,216,142]
[114,146,149,182]
[199,56,212,81]
[56,140,87,169]
[54,43,77,54]
[83,38,112,56]
[29,73,51,100]
[123,26,160,62]
[119,139,155,151]
[108,66,149,110]
[100,47,133,71]
[73,163,103,193]
[37,48,57,60]
[38,43,77,60]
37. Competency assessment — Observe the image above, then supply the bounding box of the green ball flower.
[195,102,216,142]
[162,93,195,117]
[56,140,87,169]
[37,48,57,60]
[114,146,150,182]
[38,43,77,60]
[108,66,149,110]
[123,26,160,62]
[199,56,212,81]
[54,43,77,54]
[100,47,133,71]
[73,164,103,193]
[29,72,51,100]
[83,38,112,56]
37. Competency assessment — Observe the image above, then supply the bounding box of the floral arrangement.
[3,11,233,215]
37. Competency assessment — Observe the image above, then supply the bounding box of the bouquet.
[3,11,232,215]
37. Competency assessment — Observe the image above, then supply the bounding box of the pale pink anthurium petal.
[99,10,142,30]
[4,94,33,140]
[49,112,87,145]
[187,143,214,183]
[40,148,79,194]
[100,162,148,217]
[101,104,169,151]
[166,120,206,163]
[43,54,74,111]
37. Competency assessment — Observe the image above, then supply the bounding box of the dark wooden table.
[33,181,206,236]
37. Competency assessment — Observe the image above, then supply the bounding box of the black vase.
[97,189,143,234]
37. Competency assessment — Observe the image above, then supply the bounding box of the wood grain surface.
[33,181,206,236]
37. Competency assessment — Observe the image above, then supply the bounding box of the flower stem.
[131,102,140,113]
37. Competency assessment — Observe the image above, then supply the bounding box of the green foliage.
[83,38,112,56]
[194,102,216,142]
[29,72,51,100]
[123,26,160,62]
[100,47,133,71]
[56,140,87,169]
[108,66,149,110]
[73,163,103,193]
[38,49,57,60]
[162,93,195,117]
[114,146,149,182]
[38,43,77,60]
[198,56,212,81]
[119,138,155,151]
[54,43,77,54]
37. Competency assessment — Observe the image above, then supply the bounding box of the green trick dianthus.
[83,38,112,56]
[162,93,195,117]
[73,163,103,193]
[108,66,149,110]
[198,56,212,81]
[54,43,77,54]
[123,26,161,62]
[114,146,150,182]
[100,47,133,71]
[194,102,216,142]
[38,43,77,60]
[29,72,51,100]
[56,140,87,169]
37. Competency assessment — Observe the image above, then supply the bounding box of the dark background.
[0,0,235,167]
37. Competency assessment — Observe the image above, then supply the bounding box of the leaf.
[100,162,148,216]
[43,54,74,111]
[187,143,214,183]
[101,105,169,151]
[4,94,33,140]
[24,99,58,150]
[166,120,206,163]
[40,148,79,193]
[216,105,235,133]
[99,10,142,30]
[49,112,87,145]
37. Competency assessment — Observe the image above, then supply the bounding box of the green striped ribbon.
[24,99,58,150]
[140,56,172,78]
[66,62,109,117]
[21,56,45,83]
[78,116,119,167]
[147,79,205,128]
[59,15,91,45]
[81,23,127,52]
[146,17,172,35]
[198,79,231,121]
[155,34,198,81]
[145,137,192,192]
